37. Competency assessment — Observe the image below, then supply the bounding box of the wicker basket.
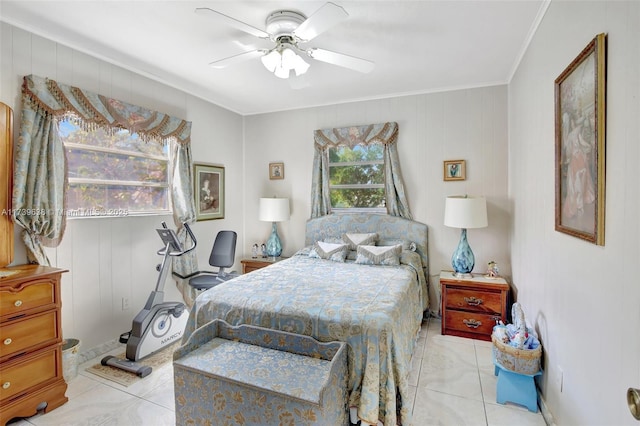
[492,334,542,375]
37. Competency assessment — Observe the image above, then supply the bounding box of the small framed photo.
[443,160,466,181]
[269,162,284,180]
[194,163,224,221]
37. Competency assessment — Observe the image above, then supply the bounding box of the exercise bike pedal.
[119,331,131,344]
[101,355,152,378]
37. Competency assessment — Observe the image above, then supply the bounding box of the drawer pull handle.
[3,338,11,345]
[464,296,483,306]
[14,300,23,307]
[463,319,482,329]
[2,382,10,389]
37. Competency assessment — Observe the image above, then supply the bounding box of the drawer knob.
[2,382,10,389]
[14,300,23,307]
[463,319,482,329]
[464,296,483,306]
[3,338,11,345]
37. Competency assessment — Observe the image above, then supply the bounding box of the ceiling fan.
[195,2,375,79]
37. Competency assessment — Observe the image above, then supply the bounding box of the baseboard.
[538,393,556,425]
[77,338,122,365]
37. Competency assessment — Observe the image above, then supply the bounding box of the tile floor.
[8,318,547,426]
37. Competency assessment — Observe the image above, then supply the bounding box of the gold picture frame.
[554,33,606,245]
[443,160,466,181]
[269,162,284,180]
[194,163,224,221]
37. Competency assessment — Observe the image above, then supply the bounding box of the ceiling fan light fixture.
[293,55,310,76]
[262,45,309,79]
[261,50,280,72]
[280,47,297,68]
[274,63,290,79]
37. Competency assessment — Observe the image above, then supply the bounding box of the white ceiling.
[0,1,547,115]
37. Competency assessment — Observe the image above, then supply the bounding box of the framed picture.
[269,162,284,180]
[443,160,466,181]
[554,33,606,245]
[194,163,224,221]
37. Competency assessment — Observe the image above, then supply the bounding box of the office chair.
[189,230,239,290]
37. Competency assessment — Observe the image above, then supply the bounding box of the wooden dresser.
[0,265,68,426]
[440,270,510,341]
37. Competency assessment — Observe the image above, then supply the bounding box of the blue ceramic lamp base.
[451,228,475,278]
[265,222,282,258]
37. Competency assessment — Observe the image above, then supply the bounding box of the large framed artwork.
[554,33,606,246]
[194,163,224,221]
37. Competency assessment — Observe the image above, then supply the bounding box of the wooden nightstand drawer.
[1,311,59,361]
[0,347,59,402]
[445,288,503,314]
[0,280,55,319]
[444,310,501,338]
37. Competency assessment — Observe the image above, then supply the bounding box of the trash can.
[62,338,80,382]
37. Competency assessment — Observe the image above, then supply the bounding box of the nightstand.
[241,257,286,274]
[440,270,510,341]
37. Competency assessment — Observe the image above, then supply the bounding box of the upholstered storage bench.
[173,320,348,426]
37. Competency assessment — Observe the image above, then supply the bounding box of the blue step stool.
[494,360,542,412]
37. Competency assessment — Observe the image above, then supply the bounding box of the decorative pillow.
[355,244,402,266]
[308,241,348,262]
[343,232,378,250]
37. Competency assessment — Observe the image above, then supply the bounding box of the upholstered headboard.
[305,213,429,276]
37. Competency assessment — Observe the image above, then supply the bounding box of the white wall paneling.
[509,1,640,424]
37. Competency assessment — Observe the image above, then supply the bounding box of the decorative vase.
[451,228,474,275]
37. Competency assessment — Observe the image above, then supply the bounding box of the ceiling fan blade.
[209,50,266,69]
[293,2,348,42]
[195,8,270,39]
[307,48,375,74]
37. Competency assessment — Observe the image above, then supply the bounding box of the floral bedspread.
[183,252,425,425]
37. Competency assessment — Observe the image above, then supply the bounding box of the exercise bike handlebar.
[156,222,197,257]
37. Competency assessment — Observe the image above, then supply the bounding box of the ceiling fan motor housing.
[265,10,306,38]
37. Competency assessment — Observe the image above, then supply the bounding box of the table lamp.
[259,197,290,258]
[444,195,488,277]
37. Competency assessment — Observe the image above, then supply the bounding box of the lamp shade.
[444,196,488,229]
[259,198,290,222]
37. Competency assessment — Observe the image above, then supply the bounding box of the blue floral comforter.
[183,251,426,425]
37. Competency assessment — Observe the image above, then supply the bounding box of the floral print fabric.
[183,253,425,425]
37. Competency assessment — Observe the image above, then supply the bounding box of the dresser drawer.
[445,287,503,314]
[0,311,59,360]
[0,280,55,318]
[0,347,59,402]
[443,310,501,338]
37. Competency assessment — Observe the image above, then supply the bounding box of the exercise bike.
[102,222,196,377]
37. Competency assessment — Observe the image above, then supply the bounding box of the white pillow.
[309,241,348,262]
[343,232,378,250]
[355,244,402,266]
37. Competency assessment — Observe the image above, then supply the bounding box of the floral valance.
[22,74,191,145]
[313,122,398,149]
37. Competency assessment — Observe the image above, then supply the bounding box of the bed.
[182,213,429,425]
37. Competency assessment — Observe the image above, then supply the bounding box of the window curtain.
[14,75,198,301]
[169,141,199,307]
[311,121,412,219]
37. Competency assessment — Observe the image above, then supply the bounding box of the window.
[328,143,385,210]
[60,120,170,217]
